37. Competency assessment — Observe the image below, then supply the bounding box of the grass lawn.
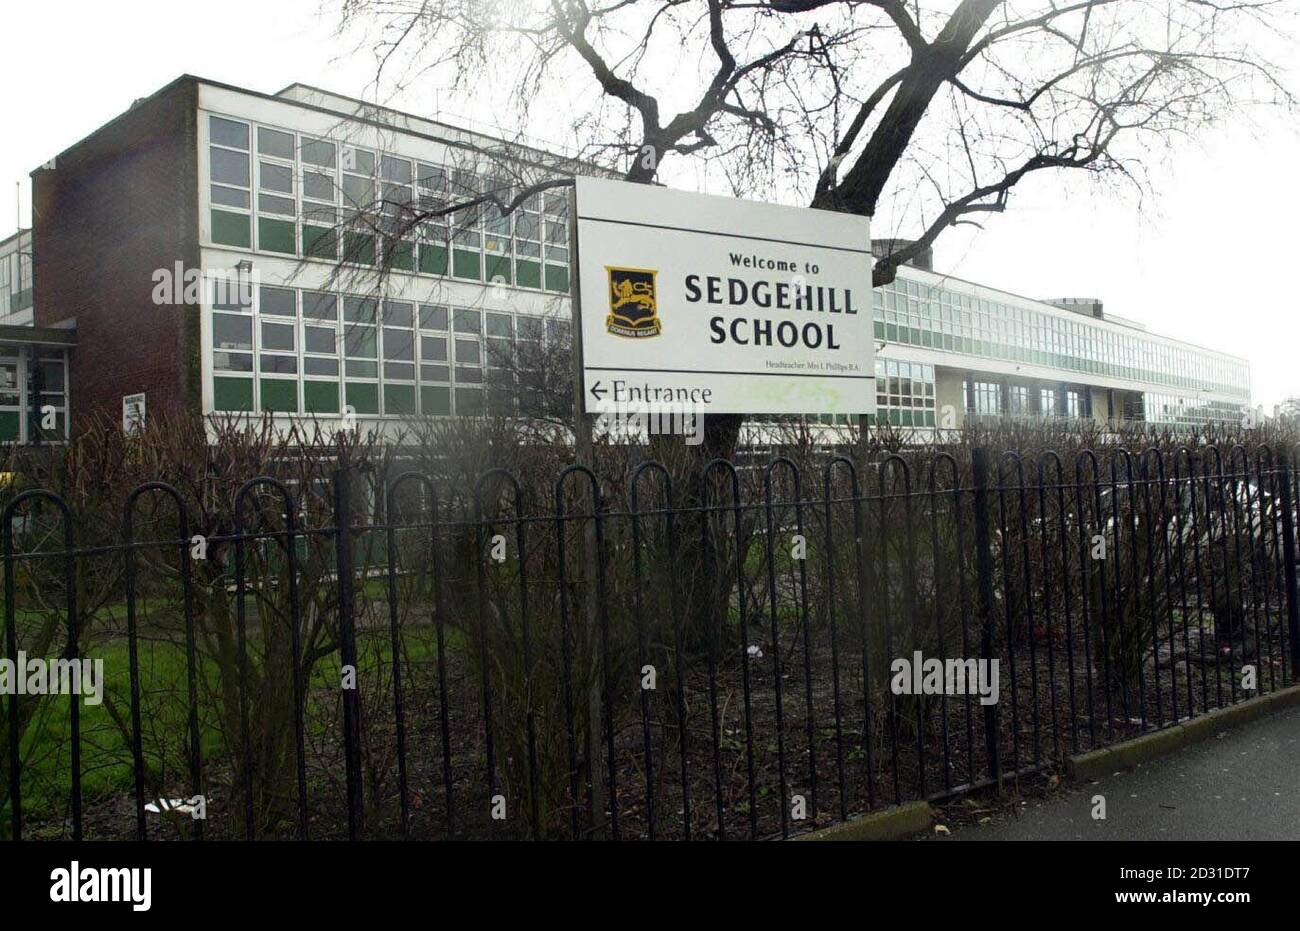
[3,591,458,834]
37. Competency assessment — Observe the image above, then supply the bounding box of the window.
[381,155,412,185]
[382,299,417,413]
[304,325,337,355]
[382,302,416,381]
[340,295,379,413]
[485,312,513,368]
[454,307,481,332]
[343,297,378,367]
[451,205,483,280]
[542,191,570,293]
[31,353,67,440]
[383,300,413,328]
[451,307,483,414]
[416,303,451,413]
[1066,389,1083,420]
[302,147,339,260]
[259,162,293,196]
[340,146,376,264]
[0,360,20,443]
[483,205,512,285]
[260,286,296,316]
[421,334,449,367]
[210,117,248,149]
[302,291,340,413]
[417,163,446,200]
[261,321,295,352]
[969,380,1001,417]
[515,204,541,279]
[0,358,18,407]
[209,116,251,247]
[301,137,336,168]
[869,359,935,427]
[416,163,450,276]
[420,304,448,331]
[212,149,250,187]
[455,338,482,368]
[514,315,546,416]
[254,123,296,254]
[258,127,295,160]
[213,314,253,372]
[379,155,415,265]
[342,155,375,210]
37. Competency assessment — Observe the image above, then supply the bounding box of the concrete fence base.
[792,800,934,841]
[792,684,1300,840]
[1066,683,1300,782]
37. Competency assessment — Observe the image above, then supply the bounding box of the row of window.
[211,283,569,418]
[207,283,1250,428]
[1009,384,1085,418]
[966,380,1088,419]
[200,111,1246,399]
[0,239,34,318]
[0,352,68,443]
[758,359,938,427]
[206,115,572,294]
[1144,392,1246,428]
[874,277,1249,400]
[873,358,936,427]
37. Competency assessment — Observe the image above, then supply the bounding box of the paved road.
[937,703,1300,841]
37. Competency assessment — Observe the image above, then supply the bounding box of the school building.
[8,75,1249,442]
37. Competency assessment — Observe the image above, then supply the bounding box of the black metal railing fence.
[1,442,1298,840]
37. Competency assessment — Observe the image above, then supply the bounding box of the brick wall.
[32,78,201,427]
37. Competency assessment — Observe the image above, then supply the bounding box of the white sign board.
[123,393,146,436]
[574,177,874,415]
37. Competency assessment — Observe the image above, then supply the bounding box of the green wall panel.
[303,225,337,260]
[484,254,512,286]
[211,210,251,248]
[345,232,376,266]
[419,244,448,275]
[515,260,541,289]
[213,377,254,412]
[346,382,379,414]
[544,263,570,293]
[421,386,450,416]
[452,249,481,281]
[258,217,296,254]
[303,380,340,414]
[260,378,298,413]
[454,387,483,416]
[388,241,415,271]
[384,383,417,415]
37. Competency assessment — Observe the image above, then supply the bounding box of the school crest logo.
[605,266,662,338]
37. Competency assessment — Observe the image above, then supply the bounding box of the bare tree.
[334,0,1293,287]
[319,0,1292,835]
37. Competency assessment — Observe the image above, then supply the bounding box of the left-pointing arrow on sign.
[589,381,608,401]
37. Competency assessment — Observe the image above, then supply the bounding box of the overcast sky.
[3,0,1296,409]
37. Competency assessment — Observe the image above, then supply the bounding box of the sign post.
[568,187,594,456]
[564,178,874,833]
[566,183,606,836]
